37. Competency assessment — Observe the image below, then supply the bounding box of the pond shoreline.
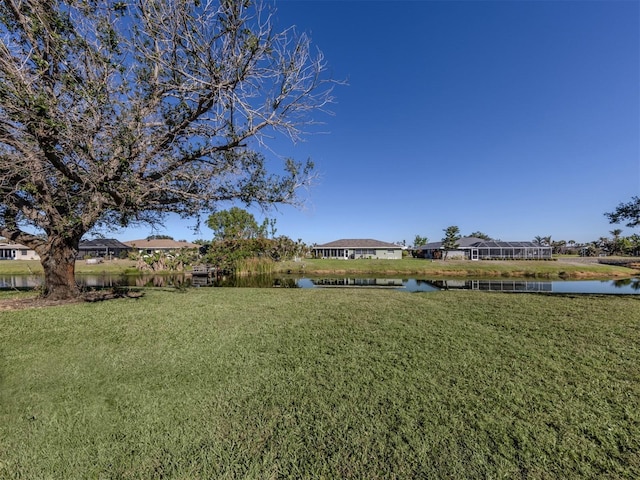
[275,257,640,280]
[0,257,638,280]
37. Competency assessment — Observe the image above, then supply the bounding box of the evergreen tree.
[442,226,461,260]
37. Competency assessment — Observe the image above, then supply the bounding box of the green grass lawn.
[0,259,139,276]
[1,289,639,478]
[278,257,638,279]
[1,256,638,279]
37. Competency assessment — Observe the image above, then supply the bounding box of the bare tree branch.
[0,0,337,298]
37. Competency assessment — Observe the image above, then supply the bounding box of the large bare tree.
[0,0,334,299]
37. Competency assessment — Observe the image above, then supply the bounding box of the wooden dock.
[189,264,217,277]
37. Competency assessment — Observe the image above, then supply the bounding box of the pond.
[1,274,639,294]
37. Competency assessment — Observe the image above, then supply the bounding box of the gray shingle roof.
[417,237,485,250]
[79,238,131,249]
[315,239,401,249]
[124,239,199,249]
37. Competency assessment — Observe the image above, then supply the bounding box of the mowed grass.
[1,256,637,278]
[0,258,139,275]
[278,257,637,279]
[1,289,639,478]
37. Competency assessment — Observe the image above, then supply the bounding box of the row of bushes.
[113,236,307,274]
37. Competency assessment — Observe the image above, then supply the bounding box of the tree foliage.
[413,235,428,247]
[0,0,335,298]
[533,236,552,247]
[204,207,306,272]
[146,235,174,241]
[205,236,307,273]
[441,225,461,260]
[468,231,492,240]
[605,197,640,228]
[206,207,267,241]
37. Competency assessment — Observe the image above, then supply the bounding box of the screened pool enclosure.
[467,241,553,260]
[415,238,553,260]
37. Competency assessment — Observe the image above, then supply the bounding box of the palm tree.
[533,236,552,247]
[610,229,624,256]
[552,240,567,255]
[597,237,612,255]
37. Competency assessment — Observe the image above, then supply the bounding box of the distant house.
[78,238,132,259]
[0,241,40,260]
[312,239,403,260]
[415,237,553,260]
[124,238,200,255]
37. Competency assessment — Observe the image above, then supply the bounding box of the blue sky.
[117,0,639,246]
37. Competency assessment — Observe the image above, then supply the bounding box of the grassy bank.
[0,257,637,279]
[1,289,639,478]
[0,259,138,275]
[277,257,638,279]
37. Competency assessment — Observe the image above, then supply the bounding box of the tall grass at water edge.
[1,288,639,478]
[233,257,276,276]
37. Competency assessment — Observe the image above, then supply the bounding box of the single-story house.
[311,278,404,287]
[0,241,40,260]
[78,238,132,259]
[312,239,403,260]
[124,238,200,255]
[415,237,553,260]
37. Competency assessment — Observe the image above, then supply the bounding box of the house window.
[355,249,376,256]
[20,250,27,256]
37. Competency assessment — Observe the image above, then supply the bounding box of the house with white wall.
[312,239,403,260]
[0,241,40,260]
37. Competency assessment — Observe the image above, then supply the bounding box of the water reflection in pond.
[299,277,640,294]
[427,279,552,292]
[311,278,405,288]
[403,278,640,294]
[1,274,639,294]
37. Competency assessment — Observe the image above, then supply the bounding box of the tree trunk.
[38,237,80,300]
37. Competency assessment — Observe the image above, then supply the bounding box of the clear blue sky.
[117,0,639,246]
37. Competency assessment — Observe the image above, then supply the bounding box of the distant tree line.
[537,197,640,256]
[406,196,640,260]
[530,231,640,257]
[155,196,640,271]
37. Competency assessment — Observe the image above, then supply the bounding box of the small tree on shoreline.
[203,208,307,272]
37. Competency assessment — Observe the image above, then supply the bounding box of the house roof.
[473,240,548,248]
[0,241,31,249]
[124,239,199,249]
[314,239,402,249]
[79,238,131,249]
[417,237,484,250]
[416,237,551,250]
